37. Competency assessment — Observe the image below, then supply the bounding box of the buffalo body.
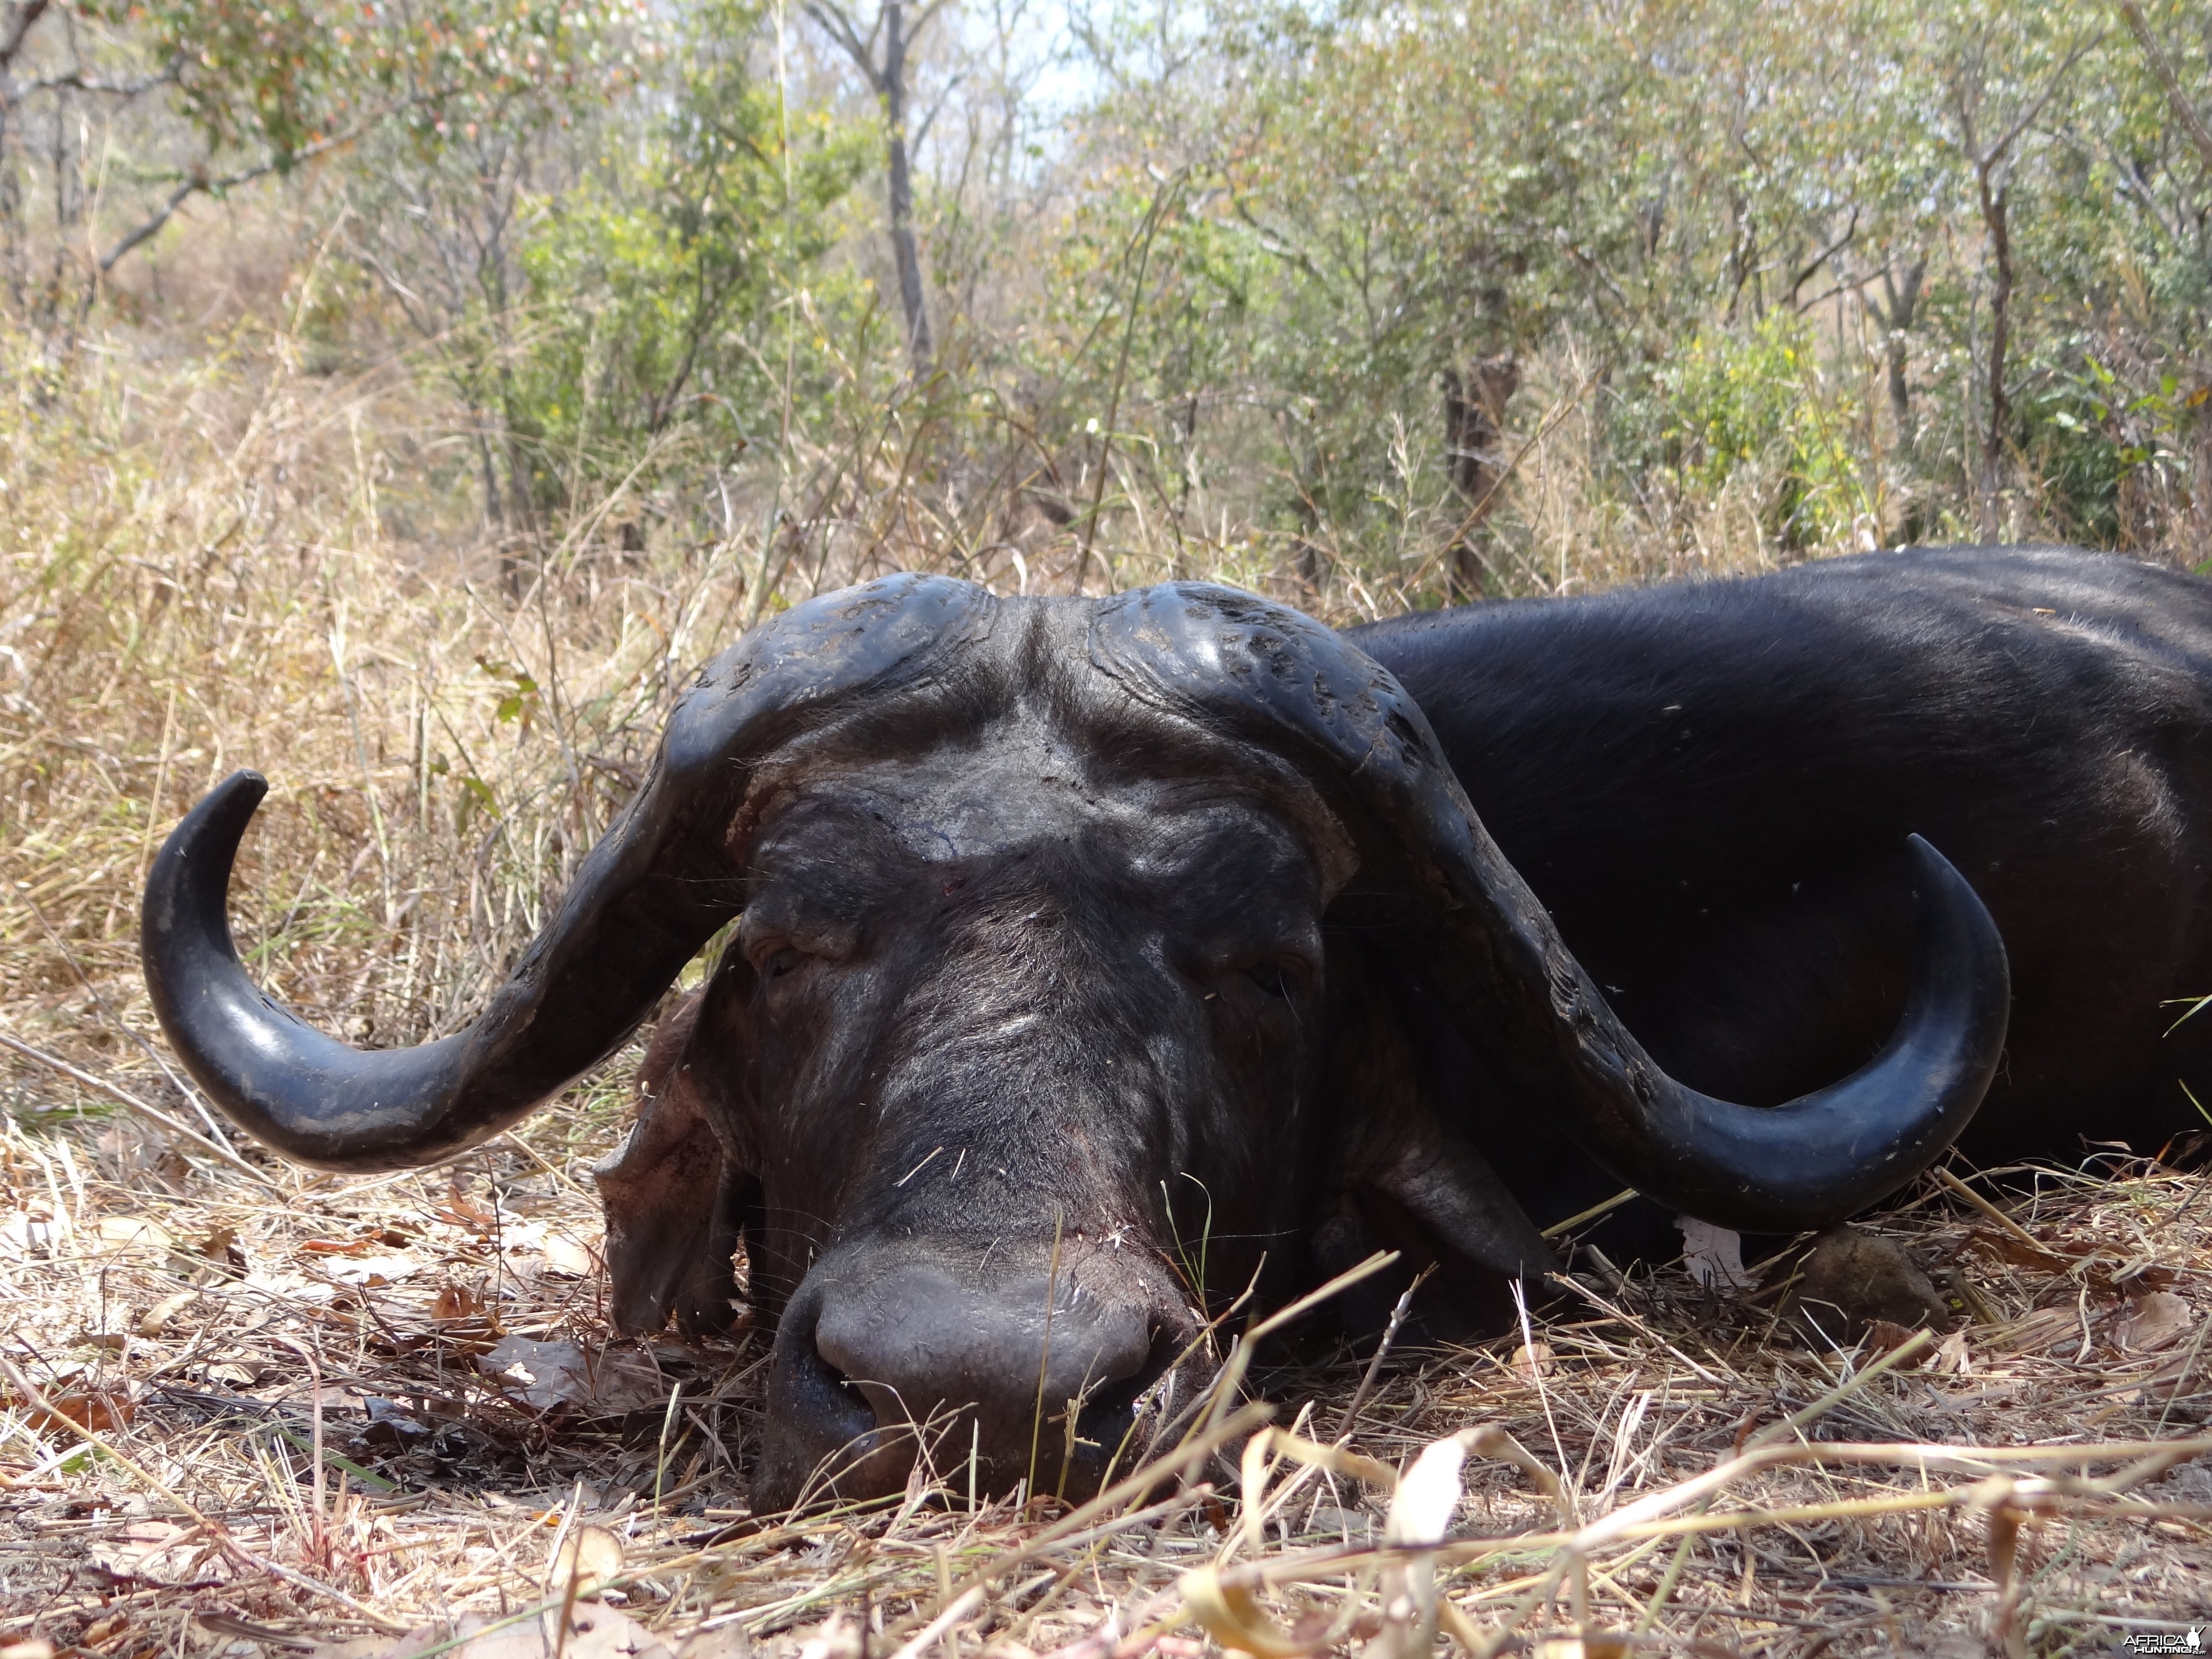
[141,545,2203,1508]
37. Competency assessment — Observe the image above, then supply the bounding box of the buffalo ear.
[1317,942,1563,1337]
[592,992,751,1336]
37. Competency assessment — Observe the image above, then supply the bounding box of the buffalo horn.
[1090,583,2009,1234]
[140,574,995,1172]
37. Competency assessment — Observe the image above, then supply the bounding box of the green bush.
[1661,312,1868,550]
[507,0,867,508]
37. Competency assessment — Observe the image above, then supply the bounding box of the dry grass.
[2,319,2209,1658]
[1,1102,2208,1657]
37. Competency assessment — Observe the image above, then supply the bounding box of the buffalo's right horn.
[1090,582,2009,1235]
[141,574,997,1172]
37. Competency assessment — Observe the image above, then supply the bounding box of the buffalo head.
[141,576,2008,1507]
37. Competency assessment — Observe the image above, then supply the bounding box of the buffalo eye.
[1245,962,1296,1000]
[762,945,805,981]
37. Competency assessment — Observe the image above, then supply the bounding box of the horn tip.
[159,769,271,869]
[212,768,270,807]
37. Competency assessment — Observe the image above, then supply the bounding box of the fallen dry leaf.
[673,1626,749,1659]
[348,1608,678,1659]
[315,1249,421,1286]
[2116,1289,2193,1352]
[95,1124,190,1193]
[1862,1319,1932,1362]
[1934,1328,1973,1376]
[551,1523,625,1597]
[480,1335,664,1415]
[542,1229,596,1277]
[137,1288,199,1337]
[1676,1216,1753,1290]
[1966,1227,2080,1275]
[14,1387,133,1433]
[93,1215,172,1253]
[431,1282,484,1321]
[89,1519,228,1586]
[187,1225,247,1273]
[439,1183,499,1230]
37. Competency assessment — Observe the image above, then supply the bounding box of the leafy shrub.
[1660,312,1868,550]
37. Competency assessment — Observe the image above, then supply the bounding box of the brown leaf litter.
[1,1074,2209,1658]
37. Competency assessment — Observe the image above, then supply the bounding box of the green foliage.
[2018,351,2212,547]
[507,0,866,499]
[21,0,2212,586]
[84,0,647,167]
[1661,313,1867,548]
[1010,0,2210,573]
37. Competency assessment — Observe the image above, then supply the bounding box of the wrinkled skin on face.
[597,605,1557,1508]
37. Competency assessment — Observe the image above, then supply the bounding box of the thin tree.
[1948,26,2098,536]
[2113,0,2212,174]
[805,0,945,372]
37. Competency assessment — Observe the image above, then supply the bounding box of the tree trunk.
[881,1,933,373]
[1978,172,2013,531]
[1443,356,1518,602]
[1723,192,1755,324]
[1870,256,1925,447]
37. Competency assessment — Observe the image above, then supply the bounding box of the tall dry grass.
[0,291,1878,1088]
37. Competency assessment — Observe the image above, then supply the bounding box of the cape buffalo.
[142,546,2211,1508]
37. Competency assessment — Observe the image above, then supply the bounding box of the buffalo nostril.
[755,1294,938,1510]
[1067,1326,1185,1473]
[792,1254,1201,1502]
[786,1314,883,1447]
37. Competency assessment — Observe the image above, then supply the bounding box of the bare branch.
[96,122,370,273]
[25,61,180,99]
[804,0,883,92]
[2114,0,2212,174]
[910,65,969,153]
[1788,206,1859,306]
[0,0,51,73]
[97,175,206,272]
[1964,30,2103,179]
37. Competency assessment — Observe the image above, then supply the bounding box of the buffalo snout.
[753,1236,1200,1509]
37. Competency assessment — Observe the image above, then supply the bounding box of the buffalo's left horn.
[141,574,997,1172]
[1091,583,2009,1236]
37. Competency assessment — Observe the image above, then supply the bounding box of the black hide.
[1346,545,2212,1235]
[150,543,2207,1513]
[601,595,1570,1506]
[593,559,2007,1506]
